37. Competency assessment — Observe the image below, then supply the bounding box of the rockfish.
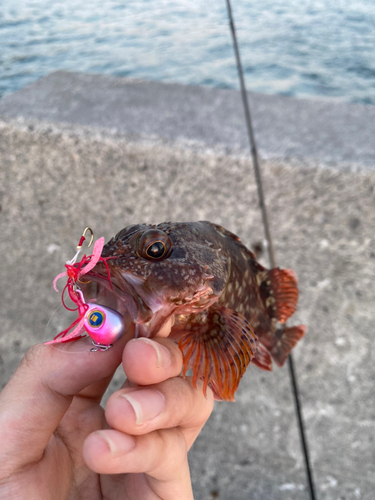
[78,221,306,401]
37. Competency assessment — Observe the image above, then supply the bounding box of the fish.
[82,221,306,401]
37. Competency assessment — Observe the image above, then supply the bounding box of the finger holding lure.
[47,222,306,401]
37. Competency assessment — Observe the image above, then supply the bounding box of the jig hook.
[77,228,94,284]
[77,227,94,250]
[67,227,95,275]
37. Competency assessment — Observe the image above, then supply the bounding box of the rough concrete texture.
[1,74,375,499]
[1,71,375,169]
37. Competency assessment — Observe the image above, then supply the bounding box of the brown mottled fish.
[84,221,306,401]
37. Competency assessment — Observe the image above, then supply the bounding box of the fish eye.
[138,229,172,261]
[146,241,166,259]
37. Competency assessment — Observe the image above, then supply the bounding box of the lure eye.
[138,229,172,261]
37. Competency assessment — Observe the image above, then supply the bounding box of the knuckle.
[195,381,215,415]
[150,376,212,430]
[22,344,45,369]
[149,428,188,479]
[174,378,214,426]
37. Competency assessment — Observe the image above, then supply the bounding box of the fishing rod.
[224,1,317,499]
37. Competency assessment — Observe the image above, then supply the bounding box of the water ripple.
[0,0,375,104]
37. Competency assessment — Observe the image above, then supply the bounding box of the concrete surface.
[1,71,375,169]
[1,73,375,499]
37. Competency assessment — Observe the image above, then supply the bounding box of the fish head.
[83,222,228,337]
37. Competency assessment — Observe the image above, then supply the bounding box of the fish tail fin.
[260,268,299,323]
[252,342,273,371]
[270,325,307,367]
[178,307,258,402]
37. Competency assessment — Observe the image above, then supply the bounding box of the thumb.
[0,331,131,472]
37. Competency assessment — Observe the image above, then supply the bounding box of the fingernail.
[97,431,135,457]
[121,389,165,425]
[132,338,171,368]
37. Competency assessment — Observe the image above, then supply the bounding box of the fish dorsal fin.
[259,268,299,323]
[176,306,258,401]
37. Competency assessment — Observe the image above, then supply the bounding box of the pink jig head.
[45,228,125,352]
[77,290,125,351]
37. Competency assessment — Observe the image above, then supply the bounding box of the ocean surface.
[1,0,375,104]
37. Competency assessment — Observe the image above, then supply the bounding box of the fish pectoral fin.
[177,307,258,402]
[260,268,299,323]
[270,325,307,367]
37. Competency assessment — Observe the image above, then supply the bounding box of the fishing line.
[43,299,91,354]
[224,1,317,498]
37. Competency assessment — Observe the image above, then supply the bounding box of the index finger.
[105,377,214,446]
[123,337,183,386]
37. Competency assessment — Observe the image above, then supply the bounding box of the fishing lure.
[46,228,125,351]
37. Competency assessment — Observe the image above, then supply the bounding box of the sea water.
[1,0,375,104]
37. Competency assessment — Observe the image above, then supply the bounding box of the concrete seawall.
[1,71,374,499]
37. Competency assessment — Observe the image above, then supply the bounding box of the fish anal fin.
[176,307,258,402]
[271,325,307,367]
[252,343,273,371]
[260,268,299,323]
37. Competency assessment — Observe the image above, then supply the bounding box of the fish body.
[84,221,305,401]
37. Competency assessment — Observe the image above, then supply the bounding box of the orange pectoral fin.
[260,268,299,323]
[176,307,258,402]
[270,324,307,367]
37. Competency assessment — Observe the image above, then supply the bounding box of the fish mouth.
[81,266,176,338]
[80,269,154,326]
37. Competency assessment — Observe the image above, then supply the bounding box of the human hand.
[0,320,214,500]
